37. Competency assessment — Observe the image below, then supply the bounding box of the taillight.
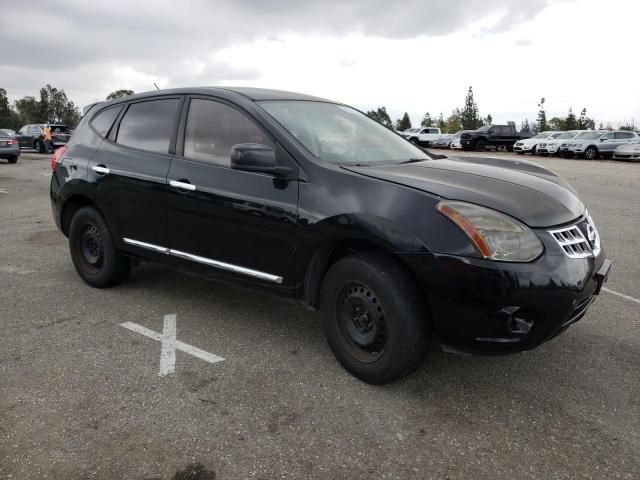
[51,146,67,171]
[8,138,17,145]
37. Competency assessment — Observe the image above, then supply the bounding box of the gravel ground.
[1,150,639,479]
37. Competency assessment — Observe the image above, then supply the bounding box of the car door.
[89,96,183,252]
[15,126,30,147]
[599,132,615,153]
[166,96,298,292]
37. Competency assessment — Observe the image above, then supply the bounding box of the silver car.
[0,128,20,164]
[568,130,640,160]
[613,141,640,161]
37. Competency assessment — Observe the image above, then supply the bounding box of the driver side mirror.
[230,143,294,179]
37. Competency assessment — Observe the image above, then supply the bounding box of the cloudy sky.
[1,0,638,127]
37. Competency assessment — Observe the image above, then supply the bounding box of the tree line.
[0,86,135,131]
[366,86,634,134]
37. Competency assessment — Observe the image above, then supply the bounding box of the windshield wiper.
[397,158,428,165]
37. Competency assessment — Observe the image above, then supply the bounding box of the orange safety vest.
[43,127,52,141]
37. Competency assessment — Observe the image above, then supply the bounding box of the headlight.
[437,201,543,262]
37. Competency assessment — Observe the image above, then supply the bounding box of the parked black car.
[461,124,531,151]
[50,88,611,384]
[15,123,72,153]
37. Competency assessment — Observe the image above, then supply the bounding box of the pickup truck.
[402,127,442,146]
[460,125,531,152]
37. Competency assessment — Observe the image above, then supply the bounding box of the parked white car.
[399,127,420,138]
[613,141,640,161]
[537,130,585,156]
[513,131,563,155]
[403,127,442,146]
[449,130,475,150]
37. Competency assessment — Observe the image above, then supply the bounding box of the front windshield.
[532,133,548,139]
[557,131,579,139]
[577,131,604,139]
[259,101,430,165]
[476,125,491,132]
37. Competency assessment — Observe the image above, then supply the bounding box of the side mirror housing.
[230,143,294,178]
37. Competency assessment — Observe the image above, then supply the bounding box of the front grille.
[548,213,601,259]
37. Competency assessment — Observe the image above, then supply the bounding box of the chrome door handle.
[169,180,196,191]
[92,165,110,175]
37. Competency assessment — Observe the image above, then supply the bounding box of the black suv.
[51,88,611,384]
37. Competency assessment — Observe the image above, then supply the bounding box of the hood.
[343,156,585,228]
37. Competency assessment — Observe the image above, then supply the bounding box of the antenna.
[153,83,160,91]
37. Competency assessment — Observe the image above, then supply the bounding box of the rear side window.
[90,105,123,138]
[184,99,273,167]
[116,99,180,154]
[615,132,633,139]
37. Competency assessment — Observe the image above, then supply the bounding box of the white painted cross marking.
[120,315,224,376]
[159,314,177,376]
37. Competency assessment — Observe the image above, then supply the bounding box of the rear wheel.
[7,155,18,164]
[69,206,131,288]
[584,146,598,160]
[320,253,429,384]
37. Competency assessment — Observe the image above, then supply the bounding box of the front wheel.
[69,206,131,288]
[584,146,598,160]
[320,253,429,384]
[475,139,487,151]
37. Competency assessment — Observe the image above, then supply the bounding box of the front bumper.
[614,152,640,161]
[398,236,611,354]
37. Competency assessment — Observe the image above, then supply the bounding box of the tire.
[33,139,45,154]
[68,206,131,288]
[584,146,598,160]
[7,155,18,164]
[531,146,537,155]
[409,137,419,145]
[475,139,487,151]
[320,253,429,384]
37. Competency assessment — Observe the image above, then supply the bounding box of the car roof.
[97,86,334,106]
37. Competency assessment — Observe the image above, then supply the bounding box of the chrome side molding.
[122,237,283,284]
[123,237,170,254]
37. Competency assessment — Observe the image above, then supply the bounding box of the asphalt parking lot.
[1,150,639,479]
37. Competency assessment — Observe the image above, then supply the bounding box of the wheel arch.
[302,238,429,312]
[60,194,101,237]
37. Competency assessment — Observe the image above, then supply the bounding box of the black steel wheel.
[320,253,429,384]
[335,281,388,363]
[69,206,131,288]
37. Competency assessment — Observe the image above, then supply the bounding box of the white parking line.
[0,189,7,194]
[120,316,225,376]
[159,314,176,376]
[603,287,640,305]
